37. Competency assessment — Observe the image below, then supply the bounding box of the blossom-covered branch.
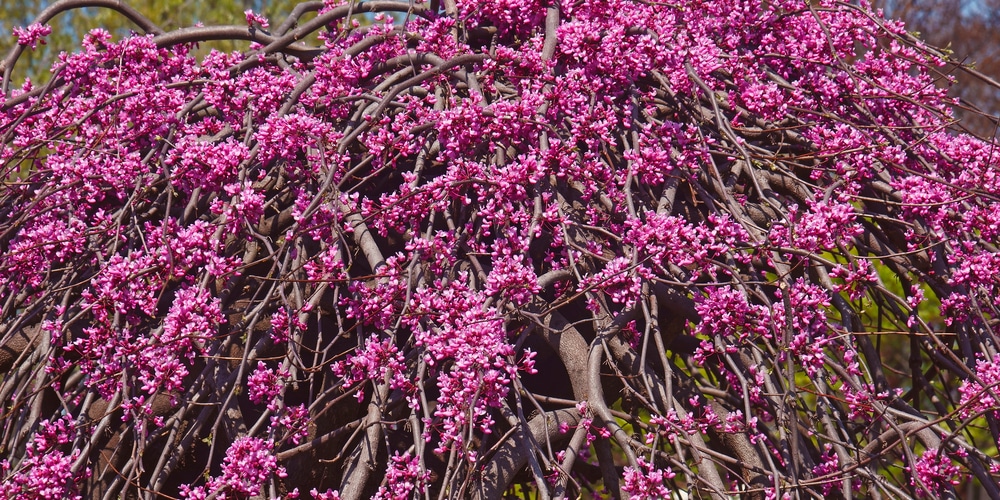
[2,0,1000,498]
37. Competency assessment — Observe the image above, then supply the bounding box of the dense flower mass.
[178,436,286,499]
[2,0,1000,498]
[0,416,85,499]
[622,457,675,500]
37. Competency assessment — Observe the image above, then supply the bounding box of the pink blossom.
[248,361,290,411]
[271,405,310,445]
[907,449,960,497]
[958,357,1000,419]
[0,416,87,499]
[622,457,675,500]
[0,0,996,496]
[13,23,51,49]
[373,452,430,500]
[811,445,843,495]
[578,257,643,308]
[180,437,285,499]
[311,489,341,500]
[244,9,270,28]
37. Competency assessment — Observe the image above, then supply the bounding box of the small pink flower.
[907,449,960,497]
[248,361,290,411]
[622,457,674,500]
[372,452,430,500]
[13,23,51,49]
[180,437,284,499]
[244,10,270,28]
[311,489,341,500]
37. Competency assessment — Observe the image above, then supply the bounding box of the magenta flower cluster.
[179,437,286,499]
[12,23,51,49]
[622,457,675,500]
[0,416,86,499]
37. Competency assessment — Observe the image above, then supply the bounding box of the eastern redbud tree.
[2,0,999,498]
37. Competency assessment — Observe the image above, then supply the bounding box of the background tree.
[3,0,1000,499]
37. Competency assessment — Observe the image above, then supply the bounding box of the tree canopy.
[3,0,1000,499]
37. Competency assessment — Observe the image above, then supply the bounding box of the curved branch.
[471,408,581,500]
[151,26,323,60]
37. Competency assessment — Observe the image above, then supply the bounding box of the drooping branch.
[3,0,1000,498]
